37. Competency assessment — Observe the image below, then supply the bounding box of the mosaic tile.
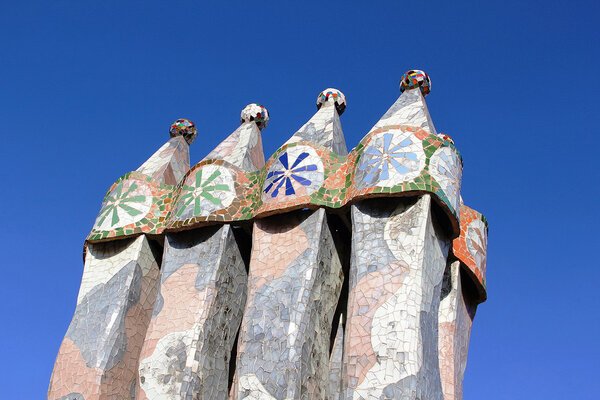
[232,90,348,399]
[240,103,269,131]
[137,226,247,399]
[437,132,455,145]
[262,145,325,200]
[167,106,267,231]
[438,260,477,400]
[354,129,426,189]
[52,71,489,400]
[48,236,162,399]
[452,204,489,300]
[50,120,194,399]
[233,209,344,399]
[204,119,265,172]
[138,135,190,185]
[346,86,463,235]
[437,201,488,400]
[173,164,237,219]
[400,69,432,96]
[87,172,176,241]
[429,146,463,214]
[169,118,198,145]
[329,315,345,399]
[343,195,449,399]
[171,84,459,237]
[136,106,267,399]
[87,121,192,242]
[317,87,347,115]
[85,82,463,241]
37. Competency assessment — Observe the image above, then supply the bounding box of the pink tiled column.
[48,236,161,399]
[137,107,267,399]
[438,261,477,400]
[137,226,247,399]
[49,122,194,399]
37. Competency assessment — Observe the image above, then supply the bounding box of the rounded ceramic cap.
[169,118,197,145]
[437,132,455,145]
[400,70,431,96]
[241,103,270,131]
[316,88,346,115]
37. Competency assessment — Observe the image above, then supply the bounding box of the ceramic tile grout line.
[49,71,489,400]
[438,203,488,400]
[137,104,268,399]
[232,89,348,400]
[342,71,452,399]
[48,119,195,399]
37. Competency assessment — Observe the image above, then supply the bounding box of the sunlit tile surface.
[50,72,489,400]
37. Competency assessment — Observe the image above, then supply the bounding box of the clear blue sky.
[1,1,598,398]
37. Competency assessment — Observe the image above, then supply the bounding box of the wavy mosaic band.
[88,127,463,242]
[53,70,491,399]
[88,172,175,241]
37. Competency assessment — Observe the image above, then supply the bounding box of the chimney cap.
[316,88,346,115]
[169,118,197,145]
[241,103,269,131]
[400,69,431,96]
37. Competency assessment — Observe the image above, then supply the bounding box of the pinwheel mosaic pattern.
[173,165,235,220]
[429,146,462,213]
[262,146,324,200]
[94,179,153,230]
[355,130,426,189]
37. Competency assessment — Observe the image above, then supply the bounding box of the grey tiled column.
[343,195,450,400]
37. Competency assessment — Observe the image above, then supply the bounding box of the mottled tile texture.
[85,89,463,243]
[438,261,477,400]
[52,79,490,400]
[329,315,345,399]
[343,195,449,399]
[138,226,247,399]
[137,136,191,186]
[452,205,488,300]
[49,236,161,399]
[137,116,264,399]
[229,96,349,400]
[233,209,344,399]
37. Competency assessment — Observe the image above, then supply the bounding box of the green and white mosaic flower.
[173,165,235,220]
[94,179,153,230]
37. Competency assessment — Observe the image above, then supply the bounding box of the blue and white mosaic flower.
[263,146,324,200]
[429,146,462,212]
[355,130,425,189]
